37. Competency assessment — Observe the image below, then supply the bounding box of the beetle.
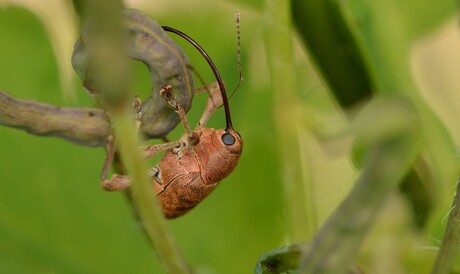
[101,13,243,218]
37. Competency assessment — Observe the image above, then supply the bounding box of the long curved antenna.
[229,11,243,100]
[162,26,234,131]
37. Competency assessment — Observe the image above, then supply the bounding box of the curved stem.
[0,91,109,146]
[299,97,421,273]
[113,113,190,274]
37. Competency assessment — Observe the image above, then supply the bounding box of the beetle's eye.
[222,132,236,146]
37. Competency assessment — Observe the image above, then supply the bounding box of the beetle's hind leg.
[101,140,182,192]
[100,96,143,191]
[102,174,131,191]
[194,82,223,129]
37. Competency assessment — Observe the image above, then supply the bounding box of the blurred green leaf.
[301,96,422,273]
[344,0,460,233]
[291,0,373,109]
[254,243,306,274]
[1,0,460,273]
[374,0,456,40]
[264,0,314,242]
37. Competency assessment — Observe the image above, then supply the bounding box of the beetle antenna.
[229,11,243,100]
[162,26,234,131]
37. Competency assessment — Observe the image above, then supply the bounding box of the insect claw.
[133,96,142,132]
[159,85,176,108]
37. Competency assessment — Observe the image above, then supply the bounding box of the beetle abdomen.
[156,172,218,218]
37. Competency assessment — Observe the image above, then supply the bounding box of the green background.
[0,0,459,273]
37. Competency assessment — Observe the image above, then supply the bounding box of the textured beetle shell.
[154,128,243,218]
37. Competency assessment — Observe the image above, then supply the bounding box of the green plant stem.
[299,97,421,273]
[343,6,460,269]
[112,113,190,274]
[79,1,189,272]
[344,0,459,223]
[431,177,460,274]
[291,0,432,229]
[264,0,315,242]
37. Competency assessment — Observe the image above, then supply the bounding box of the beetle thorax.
[188,127,243,184]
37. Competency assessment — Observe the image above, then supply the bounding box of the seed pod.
[72,9,194,139]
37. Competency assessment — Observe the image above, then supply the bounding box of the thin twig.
[299,97,421,274]
[431,177,460,274]
[0,91,109,146]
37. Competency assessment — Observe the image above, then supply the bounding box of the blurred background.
[0,0,459,273]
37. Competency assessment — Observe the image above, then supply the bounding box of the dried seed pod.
[72,9,194,139]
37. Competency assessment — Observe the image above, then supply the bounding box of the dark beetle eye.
[222,132,236,146]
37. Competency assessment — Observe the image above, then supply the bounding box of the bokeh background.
[0,0,459,273]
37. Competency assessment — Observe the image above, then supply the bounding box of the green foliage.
[0,0,459,273]
[255,243,306,274]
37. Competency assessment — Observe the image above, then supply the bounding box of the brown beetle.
[101,18,243,218]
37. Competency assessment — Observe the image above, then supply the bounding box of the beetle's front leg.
[142,140,183,159]
[101,141,183,191]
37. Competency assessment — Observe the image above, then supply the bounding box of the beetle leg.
[159,85,199,145]
[100,114,116,181]
[102,174,131,191]
[101,140,179,192]
[142,140,182,159]
[133,95,142,132]
[100,96,143,182]
[193,81,219,95]
[197,83,223,128]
